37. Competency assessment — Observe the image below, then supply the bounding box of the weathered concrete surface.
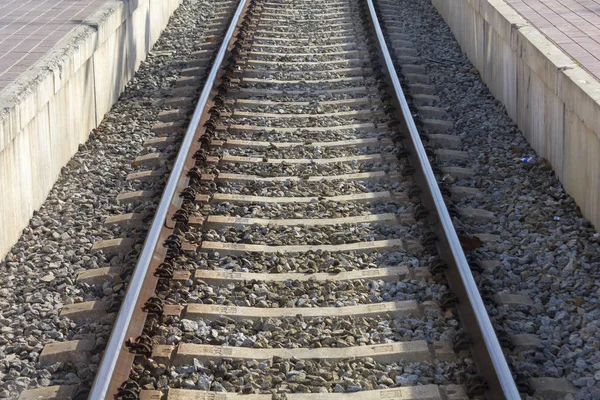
[0,0,182,260]
[430,0,600,229]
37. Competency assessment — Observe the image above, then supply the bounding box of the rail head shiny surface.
[365,0,520,398]
[87,0,248,398]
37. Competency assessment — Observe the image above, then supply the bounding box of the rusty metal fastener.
[125,335,153,356]
[142,296,164,315]
[115,380,140,400]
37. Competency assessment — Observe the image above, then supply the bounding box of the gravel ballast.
[133,0,475,395]
[0,0,234,398]
[4,0,598,397]
[380,0,600,397]
[136,357,475,393]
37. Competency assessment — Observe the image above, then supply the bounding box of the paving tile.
[547,32,573,44]
[0,72,23,82]
[0,0,108,93]
[506,0,600,81]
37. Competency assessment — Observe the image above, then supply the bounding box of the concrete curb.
[0,0,182,259]
[430,0,600,229]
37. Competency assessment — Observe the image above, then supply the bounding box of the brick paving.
[0,0,107,92]
[1,0,599,94]
[506,0,600,81]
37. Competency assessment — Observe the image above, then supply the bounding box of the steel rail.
[87,0,248,397]
[365,0,520,398]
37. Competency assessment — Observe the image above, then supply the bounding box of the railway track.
[18,0,528,398]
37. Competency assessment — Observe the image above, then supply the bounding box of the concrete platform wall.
[430,0,600,228]
[0,0,182,260]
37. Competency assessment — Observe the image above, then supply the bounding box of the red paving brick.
[506,0,600,82]
[0,0,108,93]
